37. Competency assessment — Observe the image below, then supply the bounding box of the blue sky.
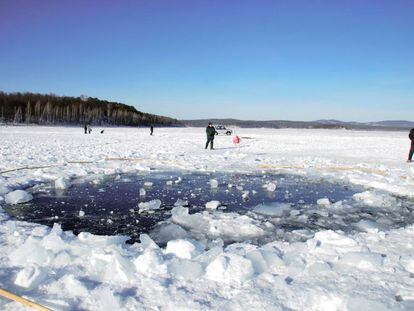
[1,0,413,121]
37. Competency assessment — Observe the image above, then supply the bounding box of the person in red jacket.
[408,128,414,162]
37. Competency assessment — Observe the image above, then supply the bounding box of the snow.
[205,253,255,284]
[5,189,33,204]
[166,239,203,259]
[0,126,414,310]
[14,264,47,289]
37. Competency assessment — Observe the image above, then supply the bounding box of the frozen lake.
[1,126,414,310]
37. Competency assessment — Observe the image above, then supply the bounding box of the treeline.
[0,91,182,126]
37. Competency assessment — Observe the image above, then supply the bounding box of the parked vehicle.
[214,125,233,136]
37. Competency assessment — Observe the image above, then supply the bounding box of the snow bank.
[1,218,412,310]
[205,253,254,284]
[166,239,203,259]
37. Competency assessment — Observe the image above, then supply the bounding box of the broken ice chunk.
[210,179,218,188]
[205,200,221,210]
[264,182,277,192]
[174,199,189,207]
[253,202,291,217]
[139,188,146,196]
[317,198,331,207]
[55,177,71,190]
[5,190,33,205]
[14,264,47,289]
[139,199,162,213]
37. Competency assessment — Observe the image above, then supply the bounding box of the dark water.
[4,171,414,244]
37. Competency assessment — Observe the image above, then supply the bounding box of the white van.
[214,125,233,136]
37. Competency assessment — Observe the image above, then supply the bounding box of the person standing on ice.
[84,124,87,134]
[408,128,414,162]
[150,125,154,136]
[87,124,92,134]
[205,122,217,150]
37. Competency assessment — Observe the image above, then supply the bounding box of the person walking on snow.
[84,124,87,134]
[205,122,217,150]
[150,125,154,136]
[408,128,414,162]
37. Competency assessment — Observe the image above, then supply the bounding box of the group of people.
[83,124,105,134]
[83,124,153,135]
[84,124,92,134]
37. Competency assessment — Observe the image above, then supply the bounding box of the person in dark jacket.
[205,123,217,150]
[150,125,154,136]
[408,128,414,162]
[84,124,87,134]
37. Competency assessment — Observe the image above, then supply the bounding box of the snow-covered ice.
[0,126,414,310]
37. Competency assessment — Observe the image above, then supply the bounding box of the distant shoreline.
[0,122,409,132]
[182,119,413,132]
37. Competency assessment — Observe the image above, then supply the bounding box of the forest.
[0,92,182,126]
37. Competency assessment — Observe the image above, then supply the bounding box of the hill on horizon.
[0,91,182,127]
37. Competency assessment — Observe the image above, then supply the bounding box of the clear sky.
[1,0,413,121]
